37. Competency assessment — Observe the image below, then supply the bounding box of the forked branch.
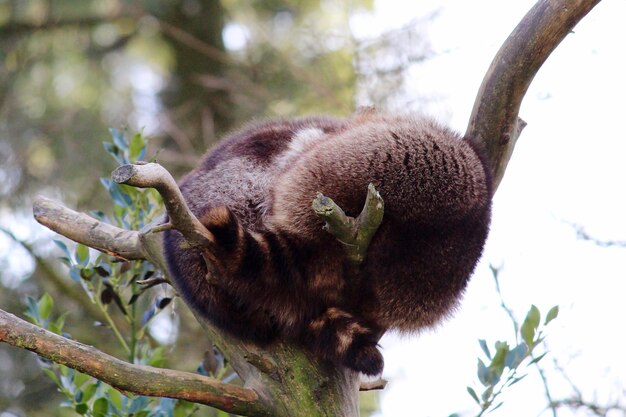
[312,183,384,264]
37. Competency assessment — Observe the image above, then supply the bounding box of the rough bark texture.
[0,0,603,415]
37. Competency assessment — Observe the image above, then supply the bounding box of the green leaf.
[94,266,111,277]
[505,343,528,369]
[529,352,548,365]
[75,244,90,266]
[479,339,491,359]
[521,305,541,346]
[69,266,82,282]
[55,313,67,332]
[129,133,144,162]
[25,296,41,324]
[75,403,88,415]
[488,342,508,385]
[100,178,132,208]
[42,368,61,386]
[92,397,109,417]
[149,347,166,368]
[82,383,99,403]
[79,268,94,281]
[74,371,90,388]
[545,305,559,325]
[53,239,72,259]
[38,293,54,321]
[107,387,124,411]
[467,387,480,404]
[128,396,150,413]
[477,359,490,386]
[110,128,128,151]
[507,374,527,387]
[103,142,123,165]
[481,386,493,402]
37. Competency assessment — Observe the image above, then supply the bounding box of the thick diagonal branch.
[0,309,271,417]
[466,0,601,191]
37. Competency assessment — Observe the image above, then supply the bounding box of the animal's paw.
[345,344,384,376]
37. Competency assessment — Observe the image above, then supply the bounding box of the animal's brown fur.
[163,111,492,375]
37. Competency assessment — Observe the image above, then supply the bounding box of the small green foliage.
[520,304,541,347]
[468,304,559,416]
[38,292,54,321]
[33,130,232,416]
[75,244,90,266]
[544,305,559,325]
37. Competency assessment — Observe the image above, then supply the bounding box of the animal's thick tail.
[304,307,383,376]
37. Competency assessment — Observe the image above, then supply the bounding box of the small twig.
[359,379,388,391]
[489,264,519,340]
[533,354,557,417]
[565,221,626,248]
[312,183,384,264]
[148,222,174,234]
[136,277,170,287]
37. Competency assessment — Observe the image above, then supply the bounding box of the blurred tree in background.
[0,0,433,415]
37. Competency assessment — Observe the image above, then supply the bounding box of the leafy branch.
[468,304,559,416]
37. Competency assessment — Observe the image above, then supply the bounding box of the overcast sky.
[352,1,626,416]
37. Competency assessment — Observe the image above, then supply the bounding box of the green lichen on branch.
[312,183,384,264]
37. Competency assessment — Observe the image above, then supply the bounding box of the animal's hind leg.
[305,307,384,376]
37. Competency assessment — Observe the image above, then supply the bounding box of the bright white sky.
[352,1,626,416]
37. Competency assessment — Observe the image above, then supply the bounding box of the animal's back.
[163,112,492,375]
[268,113,491,330]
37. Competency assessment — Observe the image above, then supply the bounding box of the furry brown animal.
[163,111,492,376]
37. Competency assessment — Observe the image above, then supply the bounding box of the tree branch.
[466,0,601,191]
[112,163,214,249]
[566,221,626,247]
[0,309,271,417]
[33,196,147,261]
[312,183,384,264]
